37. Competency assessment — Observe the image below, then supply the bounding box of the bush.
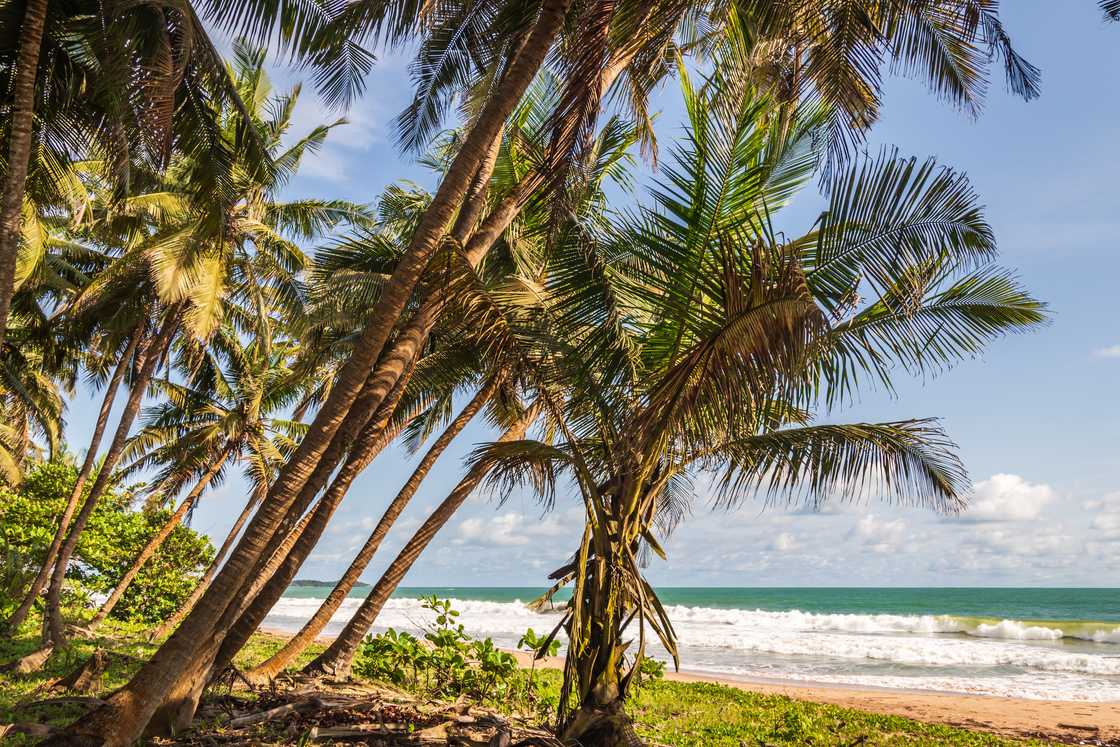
[636,654,666,686]
[354,596,522,704]
[0,461,214,623]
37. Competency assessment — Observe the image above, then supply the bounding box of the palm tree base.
[560,699,642,747]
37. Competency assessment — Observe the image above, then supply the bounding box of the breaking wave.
[266,595,1120,701]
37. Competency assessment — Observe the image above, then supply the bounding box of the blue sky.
[66,2,1120,587]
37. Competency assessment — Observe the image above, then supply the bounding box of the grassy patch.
[625,680,1044,746]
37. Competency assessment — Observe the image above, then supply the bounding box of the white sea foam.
[265,596,1120,701]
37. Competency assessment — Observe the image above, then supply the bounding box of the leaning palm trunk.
[5,325,143,632]
[149,483,264,641]
[304,402,540,679]
[237,356,419,612]
[245,379,500,683]
[207,375,423,679]
[203,175,531,680]
[50,3,569,740]
[89,442,233,629]
[0,0,49,347]
[43,310,179,646]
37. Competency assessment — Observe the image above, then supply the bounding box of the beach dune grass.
[0,621,1045,745]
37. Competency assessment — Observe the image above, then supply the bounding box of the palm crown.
[468,55,1046,738]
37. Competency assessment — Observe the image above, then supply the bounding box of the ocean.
[266,586,1120,701]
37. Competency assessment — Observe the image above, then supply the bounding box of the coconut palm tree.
[0,325,66,482]
[299,104,643,681]
[721,0,1040,172]
[1104,1,1120,21]
[30,44,368,648]
[85,324,305,628]
[472,63,1046,743]
[0,0,376,347]
[0,0,51,348]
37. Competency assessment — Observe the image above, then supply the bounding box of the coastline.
[258,627,1120,743]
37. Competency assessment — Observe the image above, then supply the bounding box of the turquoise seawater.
[271,586,1120,700]
[282,585,1119,624]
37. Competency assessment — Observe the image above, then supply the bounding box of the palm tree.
[68,22,579,724]
[0,0,50,348]
[300,104,642,680]
[0,0,376,346]
[86,325,305,628]
[0,0,231,346]
[0,325,66,482]
[1104,1,1120,21]
[723,0,1040,171]
[476,64,1046,743]
[32,45,367,648]
[40,306,180,645]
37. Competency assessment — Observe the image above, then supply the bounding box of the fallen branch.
[0,644,53,674]
[2,721,56,737]
[51,649,109,692]
[227,696,325,728]
[24,695,105,709]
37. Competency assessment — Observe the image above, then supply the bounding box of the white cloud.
[964,525,1072,556]
[1092,345,1120,358]
[1092,513,1120,537]
[454,511,574,548]
[958,474,1056,522]
[849,514,907,554]
[770,532,800,552]
[1090,494,1120,539]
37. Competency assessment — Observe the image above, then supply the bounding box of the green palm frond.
[808,149,995,316]
[820,264,1048,402]
[711,419,969,514]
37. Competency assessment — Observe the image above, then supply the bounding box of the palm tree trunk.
[89,442,233,629]
[148,482,264,642]
[43,310,178,647]
[207,377,423,679]
[47,2,568,740]
[235,160,527,604]
[449,129,503,242]
[559,546,642,747]
[140,365,415,712]
[5,324,143,632]
[238,355,420,610]
[245,378,500,683]
[0,0,49,348]
[304,401,540,679]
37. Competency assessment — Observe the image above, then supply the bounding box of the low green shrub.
[0,461,214,624]
[354,596,527,706]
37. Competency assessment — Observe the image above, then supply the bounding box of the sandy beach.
[260,629,1120,744]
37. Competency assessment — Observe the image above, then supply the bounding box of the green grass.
[624,679,1044,746]
[0,618,1047,746]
